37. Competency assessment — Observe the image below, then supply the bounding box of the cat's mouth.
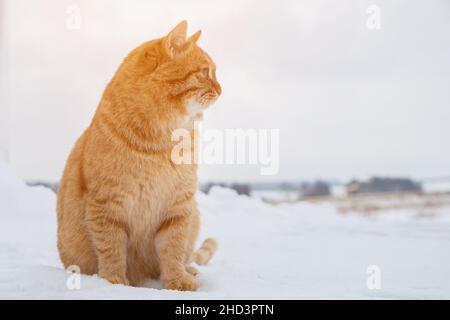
[181,91,219,124]
[199,92,219,108]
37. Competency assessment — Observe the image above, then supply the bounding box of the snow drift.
[0,163,449,299]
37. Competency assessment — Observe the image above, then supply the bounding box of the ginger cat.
[57,21,221,291]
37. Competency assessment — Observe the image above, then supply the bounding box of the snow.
[1,163,449,299]
[423,181,450,193]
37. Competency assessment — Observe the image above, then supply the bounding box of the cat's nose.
[212,80,222,96]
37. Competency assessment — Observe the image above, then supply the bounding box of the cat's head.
[114,21,221,125]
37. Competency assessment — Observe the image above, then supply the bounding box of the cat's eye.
[202,67,210,78]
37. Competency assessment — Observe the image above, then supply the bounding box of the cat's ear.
[165,20,188,58]
[188,30,202,44]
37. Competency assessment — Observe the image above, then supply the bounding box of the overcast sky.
[1,0,449,182]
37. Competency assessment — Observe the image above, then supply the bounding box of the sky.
[1,0,449,182]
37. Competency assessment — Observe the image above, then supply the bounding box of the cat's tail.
[193,238,218,265]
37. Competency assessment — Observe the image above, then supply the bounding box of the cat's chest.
[127,161,196,228]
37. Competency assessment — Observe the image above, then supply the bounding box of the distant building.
[299,180,331,198]
[346,177,422,195]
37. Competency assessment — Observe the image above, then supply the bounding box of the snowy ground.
[1,163,449,299]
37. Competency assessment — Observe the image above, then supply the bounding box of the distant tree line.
[26,181,59,193]
[27,176,422,199]
[201,182,251,196]
[346,177,422,195]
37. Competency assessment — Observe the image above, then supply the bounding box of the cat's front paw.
[163,272,198,291]
[103,274,130,286]
[186,265,199,276]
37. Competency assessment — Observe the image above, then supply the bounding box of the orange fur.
[193,238,218,265]
[56,21,221,290]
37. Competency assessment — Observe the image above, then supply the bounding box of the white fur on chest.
[186,100,203,118]
[180,100,204,128]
